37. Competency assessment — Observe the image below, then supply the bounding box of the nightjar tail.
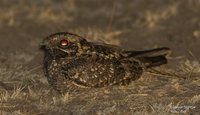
[125,47,171,68]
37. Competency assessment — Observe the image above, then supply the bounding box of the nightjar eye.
[60,39,69,47]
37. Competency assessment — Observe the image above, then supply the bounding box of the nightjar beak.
[39,42,47,50]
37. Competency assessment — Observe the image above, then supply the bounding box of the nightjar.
[40,32,170,93]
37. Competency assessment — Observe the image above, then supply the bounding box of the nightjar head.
[40,32,90,59]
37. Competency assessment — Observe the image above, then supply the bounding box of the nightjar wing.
[59,47,144,89]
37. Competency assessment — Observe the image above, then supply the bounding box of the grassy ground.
[0,48,200,115]
[0,0,200,114]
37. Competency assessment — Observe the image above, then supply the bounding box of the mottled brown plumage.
[40,32,170,93]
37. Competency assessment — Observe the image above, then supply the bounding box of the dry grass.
[0,51,199,115]
[71,28,121,45]
[0,0,200,114]
[0,0,76,26]
[136,2,180,29]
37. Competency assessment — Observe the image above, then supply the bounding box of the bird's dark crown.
[40,32,91,58]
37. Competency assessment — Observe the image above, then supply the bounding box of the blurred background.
[0,0,200,60]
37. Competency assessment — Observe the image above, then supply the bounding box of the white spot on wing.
[74,73,79,78]
[94,74,98,78]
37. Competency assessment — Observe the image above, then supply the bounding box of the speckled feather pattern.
[41,32,169,93]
